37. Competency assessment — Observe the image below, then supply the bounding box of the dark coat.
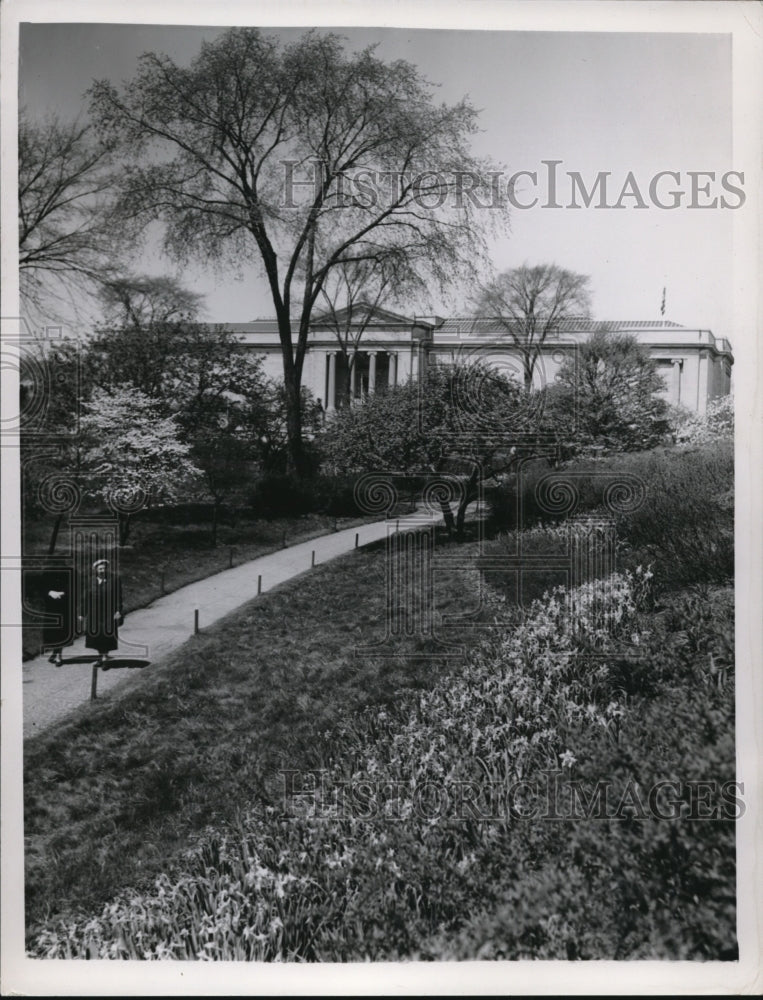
[41,567,77,649]
[84,572,124,654]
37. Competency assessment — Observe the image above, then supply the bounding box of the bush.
[249,474,317,517]
[611,440,733,589]
[249,473,364,518]
[487,441,733,591]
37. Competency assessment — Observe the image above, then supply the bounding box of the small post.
[282,531,287,549]
[160,571,165,594]
[355,532,359,549]
[90,662,98,701]
[311,549,316,568]
[229,546,234,568]
[257,574,262,595]
[194,609,199,635]
[333,518,338,532]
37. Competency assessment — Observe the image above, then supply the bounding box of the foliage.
[675,394,734,446]
[88,27,506,474]
[610,441,733,590]
[486,440,733,592]
[472,264,591,388]
[547,329,671,454]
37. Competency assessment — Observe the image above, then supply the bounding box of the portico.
[323,349,399,410]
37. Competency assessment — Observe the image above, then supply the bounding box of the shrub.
[487,441,733,591]
[249,473,316,517]
[676,394,734,446]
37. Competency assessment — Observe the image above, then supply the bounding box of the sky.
[18,22,736,339]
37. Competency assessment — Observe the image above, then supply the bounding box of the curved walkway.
[22,511,438,739]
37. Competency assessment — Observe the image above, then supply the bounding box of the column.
[350,356,357,402]
[671,359,682,405]
[368,351,377,393]
[697,351,709,415]
[388,352,397,388]
[326,352,336,411]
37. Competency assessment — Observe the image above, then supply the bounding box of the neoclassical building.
[228,309,733,414]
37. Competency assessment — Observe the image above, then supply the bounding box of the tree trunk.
[211,499,219,547]
[48,513,64,555]
[455,494,471,537]
[439,499,456,536]
[456,468,481,538]
[283,366,306,478]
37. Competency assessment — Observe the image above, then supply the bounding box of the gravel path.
[22,512,436,739]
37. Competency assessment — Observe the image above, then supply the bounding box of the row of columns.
[325,351,399,411]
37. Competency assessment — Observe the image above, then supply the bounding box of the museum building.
[228,307,733,414]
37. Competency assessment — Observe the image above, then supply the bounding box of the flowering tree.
[675,394,734,446]
[80,386,201,544]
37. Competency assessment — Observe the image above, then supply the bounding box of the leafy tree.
[321,362,549,536]
[89,28,505,476]
[18,110,122,318]
[87,318,301,536]
[20,337,88,553]
[548,329,670,453]
[79,386,201,545]
[473,264,591,389]
[87,320,251,407]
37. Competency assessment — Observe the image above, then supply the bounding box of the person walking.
[80,558,124,669]
[41,566,77,667]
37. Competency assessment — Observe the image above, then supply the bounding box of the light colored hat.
[92,559,109,570]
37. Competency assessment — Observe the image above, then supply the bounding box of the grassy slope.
[24,530,485,931]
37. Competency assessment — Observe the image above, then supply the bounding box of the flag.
[660,287,666,317]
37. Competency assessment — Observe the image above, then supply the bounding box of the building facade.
[228,310,733,415]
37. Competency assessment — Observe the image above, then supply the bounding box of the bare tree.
[89,28,506,476]
[18,109,122,316]
[98,273,205,328]
[474,264,592,389]
[316,254,425,401]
